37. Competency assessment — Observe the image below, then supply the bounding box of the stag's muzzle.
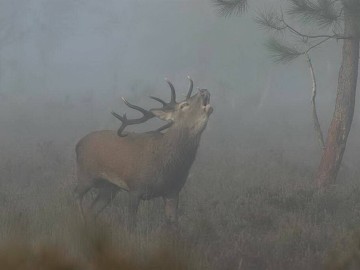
[199,89,213,115]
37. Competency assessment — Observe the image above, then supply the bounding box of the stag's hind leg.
[74,182,92,222]
[127,193,140,230]
[163,194,179,226]
[90,182,119,218]
[74,168,98,221]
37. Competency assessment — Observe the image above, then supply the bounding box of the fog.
[0,0,348,159]
[0,0,360,269]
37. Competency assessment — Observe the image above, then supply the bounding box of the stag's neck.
[164,126,201,149]
[160,127,202,169]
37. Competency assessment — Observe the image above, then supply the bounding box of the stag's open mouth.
[199,89,210,106]
[203,95,210,106]
[199,89,213,115]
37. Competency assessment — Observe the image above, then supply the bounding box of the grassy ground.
[1,133,360,270]
[1,96,360,269]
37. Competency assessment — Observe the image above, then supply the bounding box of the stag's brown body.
[75,77,212,227]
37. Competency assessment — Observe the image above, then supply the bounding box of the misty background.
[1,0,360,268]
[1,0,354,170]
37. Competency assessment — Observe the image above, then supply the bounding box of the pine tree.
[214,0,360,189]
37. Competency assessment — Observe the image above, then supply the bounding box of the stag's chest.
[135,139,199,197]
[158,149,197,186]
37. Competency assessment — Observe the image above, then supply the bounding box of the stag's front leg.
[163,194,179,226]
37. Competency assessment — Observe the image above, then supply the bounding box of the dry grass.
[1,111,360,269]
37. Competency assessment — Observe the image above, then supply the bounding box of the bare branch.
[304,36,332,53]
[306,53,325,149]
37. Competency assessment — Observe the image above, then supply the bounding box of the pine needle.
[212,0,248,17]
[255,10,285,32]
[288,0,341,28]
[265,38,303,63]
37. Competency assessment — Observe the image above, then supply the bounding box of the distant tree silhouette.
[0,1,34,92]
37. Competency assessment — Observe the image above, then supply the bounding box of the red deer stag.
[74,77,213,227]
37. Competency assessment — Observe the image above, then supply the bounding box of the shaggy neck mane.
[160,126,202,171]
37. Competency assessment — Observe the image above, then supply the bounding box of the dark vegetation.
[1,100,360,269]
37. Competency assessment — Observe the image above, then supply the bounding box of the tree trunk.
[315,11,359,188]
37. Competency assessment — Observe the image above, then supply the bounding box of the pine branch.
[288,0,341,28]
[281,18,347,39]
[265,35,333,64]
[212,0,248,17]
[265,38,303,63]
[255,10,285,32]
[256,9,348,40]
[304,36,332,53]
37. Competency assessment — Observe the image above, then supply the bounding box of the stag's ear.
[150,109,174,121]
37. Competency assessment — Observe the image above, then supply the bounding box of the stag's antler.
[186,76,193,100]
[149,78,177,109]
[150,76,193,108]
[112,77,193,136]
[111,98,155,137]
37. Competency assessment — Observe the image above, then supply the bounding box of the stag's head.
[151,78,213,136]
[112,76,213,137]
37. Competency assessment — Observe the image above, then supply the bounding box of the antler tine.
[165,78,176,105]
[186,75,193,99]
[111,111,128,137]
[111,111,126,122]
[113,76,194,136]
[112,98,155,137]
[149,96,167,107]
[122,97,152,116]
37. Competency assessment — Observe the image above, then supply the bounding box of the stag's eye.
[179,102,189,110]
